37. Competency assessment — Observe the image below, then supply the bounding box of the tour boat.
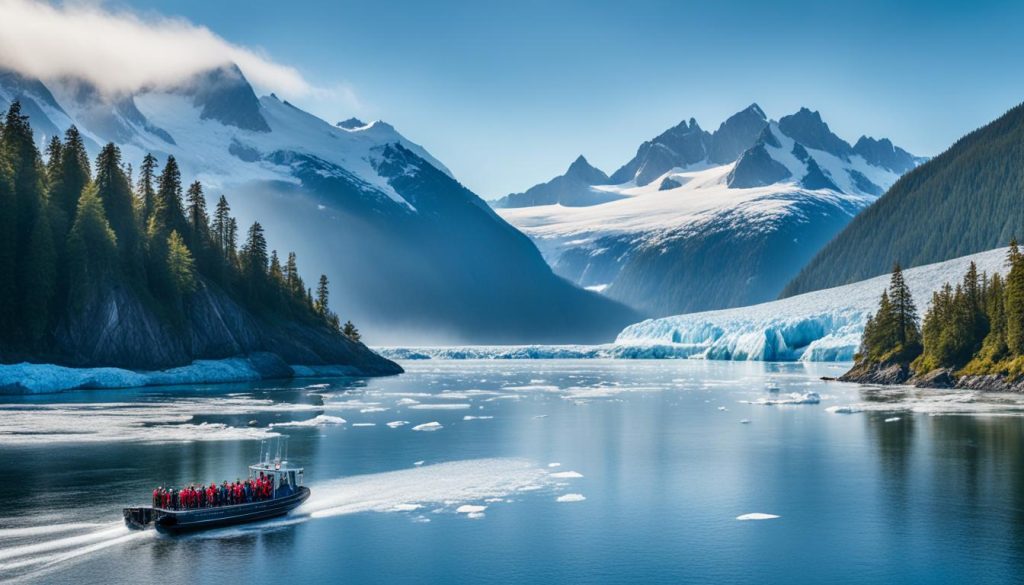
[124,439,310,534]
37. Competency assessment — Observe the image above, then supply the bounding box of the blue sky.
[121,0,1024,198]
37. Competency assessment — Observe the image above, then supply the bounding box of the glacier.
[615,246,1010,361]
[378,247,1010,363]
[0,357,364,395]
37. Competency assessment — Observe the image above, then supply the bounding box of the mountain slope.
[497,105,919,317]
[783,102,1024,297]
[0,64,638,344]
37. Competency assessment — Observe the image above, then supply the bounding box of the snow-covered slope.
[496,105,923,317]
[616,247,1009,361]
[0,64,638,344]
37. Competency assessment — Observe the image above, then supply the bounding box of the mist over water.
[3,360,1024,584]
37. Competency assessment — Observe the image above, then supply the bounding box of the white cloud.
[0,0,355,109]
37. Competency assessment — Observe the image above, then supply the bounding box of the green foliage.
[166,230,196,297]
[785,102,1024,297]
[66,183,118,301]
[858,265,922,363]
[342,320,359,341]
[0,106,347,355]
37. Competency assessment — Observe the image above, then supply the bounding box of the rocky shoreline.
[837,360,1024,392]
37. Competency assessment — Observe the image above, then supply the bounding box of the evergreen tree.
[94,144,140,270]
[52,126,91,227]
[153,155,187,237]
[285,252,302,296]
[315,274,329,316]
[66,183,118,301]
[185,181,209,249]
[166,230,197,298]
[44,136,62,181]
[2,102,56,344]
[225,217,239,265]
[137,154,157,225]
[1004,239,1024,355]
[211,195,231,254]
[241,221,268,278]
[342,320,360,341]
[887,263,920,347]
[269,250,283,283]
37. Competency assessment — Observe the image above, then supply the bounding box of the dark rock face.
[778,108,853,159]
[708,103,769,164]
[910,368,956,388]
[611,118,711,185]
[52,279,402,376]
[337,117,367,129]
[727,143,791,188]
[493,155,620,208]
[853,136,919,174]
[838,360,913,385]
[954,374,1024,392]
[659,177,683,191]
[187,65,271,132]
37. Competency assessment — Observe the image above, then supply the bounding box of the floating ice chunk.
[360,407,389,413]
[718,406,728,411]
[467,512,485,519]
[744,392,821,406]
[884,417,901,422]
[304,383,331,390]
[826,406,862,414]
[409,403,471,410]
[352,423,376,427]
[396,398,420,406]
[462,415,494,421]
[547,463,561,468]
[387,421,410,428]
[550,471,583,479]
[413,460,425,466]
[412,422,443,432]
[270,414,346,428]
[557,493,586,503]
[737,513,779,521]
[455,504,487,514]
[533,414,548,419]
[517,484,543,492]
[390,503,423,512]
[740,419,751,424]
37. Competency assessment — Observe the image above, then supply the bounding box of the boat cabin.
[248,461,304,499]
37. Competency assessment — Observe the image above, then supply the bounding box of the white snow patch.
[270,414,346,428]
[411,422,443,432]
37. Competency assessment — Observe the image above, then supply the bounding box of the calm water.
[2,359,1024,584]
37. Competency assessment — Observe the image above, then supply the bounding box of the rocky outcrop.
[838,360,913,385]
[840,360,1024,393]
[48,278,401,376]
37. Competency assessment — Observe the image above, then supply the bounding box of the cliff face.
[839,360,1024,393]
[50,278,401,376]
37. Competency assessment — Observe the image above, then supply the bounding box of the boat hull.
[124,487,310,534]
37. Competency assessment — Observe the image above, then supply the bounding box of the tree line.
[858,240,1024,377]
[0,100,359,353]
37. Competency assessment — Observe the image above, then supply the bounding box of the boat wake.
[0,458,554,582]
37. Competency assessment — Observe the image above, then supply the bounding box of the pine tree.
[66,183,118,302]
[269,250,283,283]
[94,144,140,270]
[285,252,301,296]
[226,217,239,265]
[887,263,920,348]
[137,154,158,225]
[153,155,187,238]
[241,222,268,278]
[342,320,360,341]
[315,274,329,316]
[53,126,91,227]
[44,136,62,181]
[211,195,231,254]
[166,230,196,297]
[2,102,56,344]
[185,181,209,249]
[1004,239,1024,356]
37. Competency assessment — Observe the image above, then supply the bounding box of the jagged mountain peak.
[565,154,606,180]
[177,63,270,132]
[777,107,852,158]
[337,117,367,129]
[852,135,920,174]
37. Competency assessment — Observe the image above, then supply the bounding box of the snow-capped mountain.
[0,64,639,344]
[495,104,924,317]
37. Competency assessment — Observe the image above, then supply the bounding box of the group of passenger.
[152,474,276,510]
